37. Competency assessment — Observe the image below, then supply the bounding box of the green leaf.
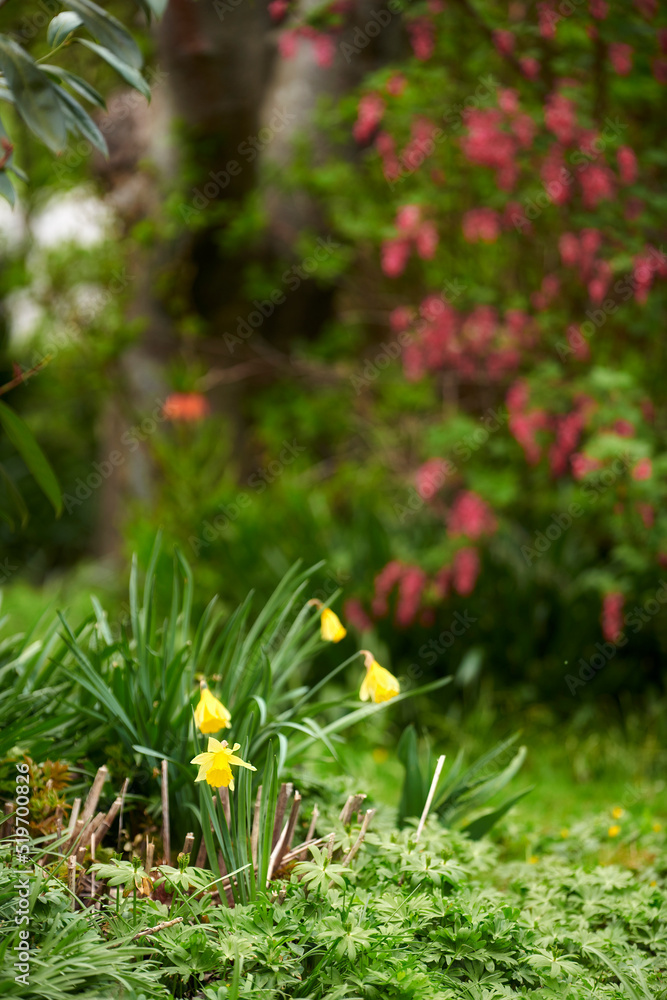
[0,168,14,206]
[0,36,66,152]
[41,65,106,108]
[7,163,28,183]
[47,12,84,47]
[461,786,534,840]
[0,461,28,527]
[133,0,168,16]
[53,82,108,153]
[62,0,143,69]
[0,401,62,515]
[75,39,150,99]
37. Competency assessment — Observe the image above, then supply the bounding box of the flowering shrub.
[259,0,667,693]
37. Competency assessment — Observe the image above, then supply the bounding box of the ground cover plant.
[1,554,666,998]
[1,794,665,999]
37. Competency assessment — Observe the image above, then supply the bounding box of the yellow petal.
[367,662,400,703]
[190,751,215,767]
[320,608,347,643]
[207,763,233,787]
[194,688,231,734]
[207,737,226,753]
[359,675,371,701]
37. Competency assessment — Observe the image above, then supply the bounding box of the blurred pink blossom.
[601,592,624,641]
[617,146,638,184]
[453,547,480,596]
[462,207,501,242]
[448,491,497,539]
[407,18,435,60]
[609,42,633,75]
[544,93,577,144]
[632,457,652,480]
[381,237,411,277]
[353,93,385,143]
[579,163,615,208]
[343,599,373,632]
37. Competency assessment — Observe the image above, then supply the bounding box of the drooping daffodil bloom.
[194,681,231,734]
[190,738,256,790]
[359,649,400,703]
[308,598,347,643]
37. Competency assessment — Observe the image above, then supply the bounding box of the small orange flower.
[163,393,210,422]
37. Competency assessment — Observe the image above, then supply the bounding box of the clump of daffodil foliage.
[2,805,664,999]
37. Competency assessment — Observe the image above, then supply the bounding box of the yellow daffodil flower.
[308,599,347,642]
[190,738,256,790]
[194,681,231,734]
[653,822,662,833]
[612,806,624,819]
[358,650,400,703]
[608,824,621,838]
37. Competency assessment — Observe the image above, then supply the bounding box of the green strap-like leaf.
[53,82,108,154]
[75,39,150,99]
[133,0,168,16]
[0,400,62,515]
[0,460,28,527]
[461,786,534,840]
[63,0,143,69]
[47,11,84,48]
[0,36,67,153]
[41,65,106,109]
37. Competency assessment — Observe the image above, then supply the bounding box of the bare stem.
[416,755,446,844]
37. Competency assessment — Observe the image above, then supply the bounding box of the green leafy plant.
[51,536,448,849]
[397,726,532,839]
[0,0,163,203]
